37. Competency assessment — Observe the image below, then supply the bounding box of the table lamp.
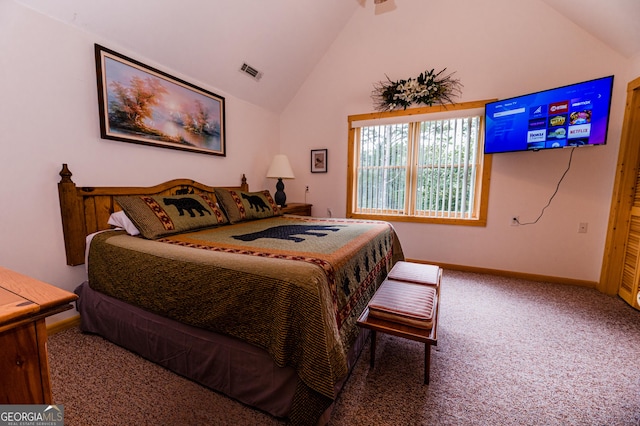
[266,154,295,207]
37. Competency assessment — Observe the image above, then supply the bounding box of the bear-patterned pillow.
[214,189,280,224]
[115,193,228,239]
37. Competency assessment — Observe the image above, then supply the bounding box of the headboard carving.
[57,163,249,266]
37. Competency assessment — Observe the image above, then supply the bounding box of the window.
[347,100,492,225]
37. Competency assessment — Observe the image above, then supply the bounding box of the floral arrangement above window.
[371,68,462,111]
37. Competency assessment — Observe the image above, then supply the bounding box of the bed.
[57,164,404,425]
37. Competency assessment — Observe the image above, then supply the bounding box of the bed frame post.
[58,164,86,266]
[241,174,248,192]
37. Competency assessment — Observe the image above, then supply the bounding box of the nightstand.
[0,267,78,404]
[280,203,312,216]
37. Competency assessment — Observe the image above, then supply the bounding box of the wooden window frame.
[347,100,494,226]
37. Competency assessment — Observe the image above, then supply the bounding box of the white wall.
[632,54,640,77]
[280,0,632,282]
[0,1,280,321]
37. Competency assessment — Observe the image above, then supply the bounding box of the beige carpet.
[48,270,640,425]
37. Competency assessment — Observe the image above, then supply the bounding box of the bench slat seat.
[388,261,441,287]
[368,280,437,329]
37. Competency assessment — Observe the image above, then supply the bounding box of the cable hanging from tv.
[515,147,575,226]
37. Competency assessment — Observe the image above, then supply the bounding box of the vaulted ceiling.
[13,0,640,113]
[540,0,640,58]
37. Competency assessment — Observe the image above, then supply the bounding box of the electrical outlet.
[511,216,519,226]
[305,185,309,193]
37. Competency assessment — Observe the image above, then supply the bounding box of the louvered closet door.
[620,180,640,307]
[617,81,640,309]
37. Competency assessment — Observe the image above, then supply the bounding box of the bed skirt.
[74,282,367,424]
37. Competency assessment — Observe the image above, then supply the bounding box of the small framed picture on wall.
[311,149,328,173]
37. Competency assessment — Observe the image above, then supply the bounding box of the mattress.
[85,215,403,424]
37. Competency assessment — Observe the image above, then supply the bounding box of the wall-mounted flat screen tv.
[484,75,614,154]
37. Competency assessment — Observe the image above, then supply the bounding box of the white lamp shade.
[266,154,295,179]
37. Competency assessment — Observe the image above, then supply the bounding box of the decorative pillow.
[115,193,228,239]
[107,210,140,236]
[214,189,280,224]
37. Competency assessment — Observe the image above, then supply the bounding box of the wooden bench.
[357,261,442,384]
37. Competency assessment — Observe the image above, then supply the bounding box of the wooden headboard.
[57,163,249,266]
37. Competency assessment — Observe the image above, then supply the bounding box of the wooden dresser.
[0,267,77,404]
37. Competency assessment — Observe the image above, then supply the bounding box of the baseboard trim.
[405,258,597,289]
[47,314,81,335]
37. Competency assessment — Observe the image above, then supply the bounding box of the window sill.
[347,213,486,226]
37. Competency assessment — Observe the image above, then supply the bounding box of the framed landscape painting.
[95,44,225,156]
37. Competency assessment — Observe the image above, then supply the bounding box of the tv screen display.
[484,75,614,154]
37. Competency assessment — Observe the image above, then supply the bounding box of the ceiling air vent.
[239,63,263,81]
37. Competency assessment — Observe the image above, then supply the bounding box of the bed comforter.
[87,215,403,424]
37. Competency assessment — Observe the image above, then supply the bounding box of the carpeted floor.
[48,270,640,425]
